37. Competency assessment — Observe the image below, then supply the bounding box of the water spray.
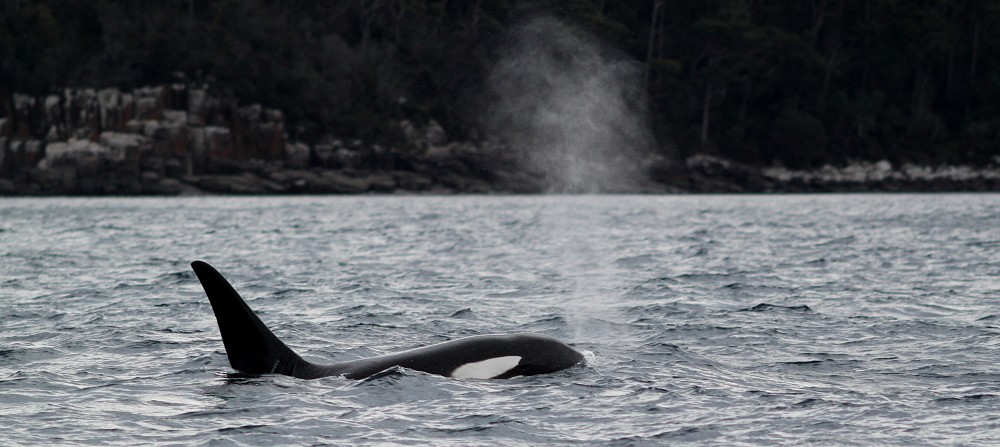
[487,16,654,193]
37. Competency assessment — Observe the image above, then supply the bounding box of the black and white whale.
[191,261,585,380]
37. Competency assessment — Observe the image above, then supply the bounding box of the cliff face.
[2,85,277,194]
[0,85,530,195]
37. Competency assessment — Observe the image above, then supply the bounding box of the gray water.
[2,195,999,446]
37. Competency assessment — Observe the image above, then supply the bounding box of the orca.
[190,261,585,380]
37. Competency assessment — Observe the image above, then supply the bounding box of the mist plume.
[487,16,654,193]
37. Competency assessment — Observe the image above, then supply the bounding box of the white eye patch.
[450,356,522,379]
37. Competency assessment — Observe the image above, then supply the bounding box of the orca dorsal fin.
[191,261,315,378]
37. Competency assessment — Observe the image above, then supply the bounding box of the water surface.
[2,195,999,445]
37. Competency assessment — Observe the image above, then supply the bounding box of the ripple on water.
[1,195,1000,445]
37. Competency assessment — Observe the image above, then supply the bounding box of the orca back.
[191,261,584,380]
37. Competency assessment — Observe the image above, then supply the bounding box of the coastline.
[3,86,998,196]
[3,155,998,196]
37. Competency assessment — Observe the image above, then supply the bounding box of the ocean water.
[2,194,999,446]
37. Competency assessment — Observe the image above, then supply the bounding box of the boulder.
[134,86,164,120]
[425,120,447,146]
[493,170,544,193]
[204,126,232,160]
[141,170,161,185]
[97,88,130,131]
[268,169,316,191]
[438,172,493,193]
[399,120,419,145]
[188,89,207,125]
[23,140,42,167]
[285,142,310,169]
[43,139,114,165]
[307,171,370,193]
[196,174,271,194]
[269,169,317,182]
[33,166,78,192]
[238,104,263,121]
[366,173,396,192]
[426,144,452,159]
[162,110,188,127]
[164,158,186,178]
[335,147,367,170]
[0,179,14,194]
[99,132,150,160]
[43,96,60,129]
[135,97,159,120]
[393,171,435,191]
[188,127,207,173]
[75,156,103,183]
[314,142,338,167]
[157,178,193,195]
[369,145,395,170]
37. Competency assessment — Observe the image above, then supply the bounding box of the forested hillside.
[3,0,999,168]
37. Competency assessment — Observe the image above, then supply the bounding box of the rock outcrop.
[0,85,524,195]
[2,86,999,195]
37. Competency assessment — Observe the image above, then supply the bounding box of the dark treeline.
[2,0,999,168]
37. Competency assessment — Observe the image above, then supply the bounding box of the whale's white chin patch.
[450,356,522,379]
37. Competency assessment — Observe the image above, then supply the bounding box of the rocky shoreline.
[2,85,999,196]
[657,155,1000,193]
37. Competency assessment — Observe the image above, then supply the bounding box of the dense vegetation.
[3,0,998,168]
